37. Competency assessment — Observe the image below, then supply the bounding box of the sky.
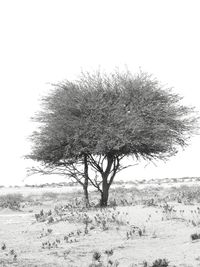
[0,0,200,186]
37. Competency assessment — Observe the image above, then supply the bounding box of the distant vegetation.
[0,193,24,210]
[24,181,78,188]
[21,176,200,188]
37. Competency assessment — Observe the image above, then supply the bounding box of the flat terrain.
[1,182,200,267]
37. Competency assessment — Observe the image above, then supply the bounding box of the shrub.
[191,233,200,241]
[0,193,24,210]
[151,258,169,267]
[93,251,102,262]
[89,250,118,267]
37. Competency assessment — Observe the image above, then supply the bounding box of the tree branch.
[108,156,120,187]
[87,154,103,173]
[27,163,85,187]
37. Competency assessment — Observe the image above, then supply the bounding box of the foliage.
[30,70,197,161]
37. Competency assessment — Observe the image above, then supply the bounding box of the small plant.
[191,233,200,241]
[10,249,15,255]
[42,240,58,249]
[93,251,102,262]
[105,249,113,257]
[39,228,53,238]
[142,261,148,267]
[162,203,174,220]
[13,254,17,261]
[63,249,71,259]
[126,225,143,239]
[151,258,169,267]
[47,216,54,224]
[35,209,46,222]
[0,194,24,210]
[8,249,18,261]
[93,209,128,231]
[1,243,6,250]
[47,228,53,234]
[88,249,119,267]
[105,249,116,266]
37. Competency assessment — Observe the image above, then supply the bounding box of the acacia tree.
[27,70,198,206]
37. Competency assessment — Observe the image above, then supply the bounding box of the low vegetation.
[1,182,200,266]
[0,193,24,210]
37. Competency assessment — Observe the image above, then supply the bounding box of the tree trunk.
[100,175,109,207]
[83,154,90,207]
[99,156,114,207]
[83,184,90,208]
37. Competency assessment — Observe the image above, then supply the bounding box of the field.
[1,181,200,267]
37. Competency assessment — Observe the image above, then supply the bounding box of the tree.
[27,70,198,206]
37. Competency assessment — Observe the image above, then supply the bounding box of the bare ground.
[1,185,200,267]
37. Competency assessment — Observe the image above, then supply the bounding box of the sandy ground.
[1,197,200,267]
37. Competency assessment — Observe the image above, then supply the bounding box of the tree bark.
[83,154,90,207]
[100,174,109,207]
[83,184,90,208]
[99,156,114,207]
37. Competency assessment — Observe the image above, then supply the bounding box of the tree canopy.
[27,70,198,206]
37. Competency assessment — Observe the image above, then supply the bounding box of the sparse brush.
[105,249,113,256]
[0,193,24,210]
[93,209,128,231]
[1,243,6,250]
[89,250,119,267]
[47,216,54,224]
[42,240,58,249]
[47,228,53,234]
[142,261,148,267]
[39,228,53,238]
[13,254,17,261]
[151,258,169,267]
[191,233,200,241]
[126,226,143,239]
[93,251,102,262]
[10,249,15,255]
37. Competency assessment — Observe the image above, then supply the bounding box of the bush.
[0,193,24,210]
[191,233,200,241]
[151,259,169,267]
[88,249,119,267]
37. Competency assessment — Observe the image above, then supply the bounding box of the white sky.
[0,0,200,185]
